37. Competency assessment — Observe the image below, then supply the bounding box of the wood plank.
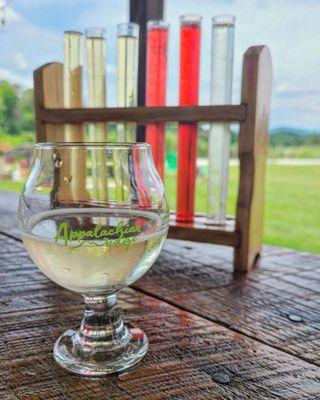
[0,234,319,399]
[235,46,272,271]
[0,194,319,366]
[0,191,19,239]
[2,226,319,369]
[40,104,247,125]
[1,195,319,366]
[135,239,320,366]
[34,62,87,203]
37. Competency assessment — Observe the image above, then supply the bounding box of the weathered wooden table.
[0,190,319,399]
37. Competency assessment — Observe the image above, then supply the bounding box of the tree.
[304,134,320,145]
[269,131,304,147]
[0,81,20,134]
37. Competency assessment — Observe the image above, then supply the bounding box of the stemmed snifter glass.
[19,142,169,376]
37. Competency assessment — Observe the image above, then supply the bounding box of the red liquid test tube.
[177,15,202,222]
[146,20,169,179]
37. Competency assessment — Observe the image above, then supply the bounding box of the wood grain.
[135,239,320,366]
[0,195,319,367]
[40,104,247,124]
[34,63,87,204]
[33,63,65,143]
[0,233,319,399]
[1,193,319,369]
[235,46,272,271]
[0,191,19,240]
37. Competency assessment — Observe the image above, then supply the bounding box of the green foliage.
[165,123,178,153]
[0,81,35,137]
[268,145,320,158]
[269,132,304,147]
[0,80,317,158]
[304,134,320,145]
[1,131,35,146]
[0,81,20,134]
[18,89,35,131]
[164,125,320,159]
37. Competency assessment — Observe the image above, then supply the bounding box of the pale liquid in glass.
[22,209,167,293]
[86,35,108,200]
[117,34,138,142]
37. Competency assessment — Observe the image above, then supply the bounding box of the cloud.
[13,53,28,71]
[0,0,319,129]
[0,4,61,89]
[276,84,320,98]
[0,67,31,87]
[165,0,320,129]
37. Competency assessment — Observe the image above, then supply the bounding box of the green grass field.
[165,164,320,254]
[1,164,319,254]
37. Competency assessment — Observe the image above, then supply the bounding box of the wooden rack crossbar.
[34,45,272,272]
[40,105,247,124]
[169,215,240,247]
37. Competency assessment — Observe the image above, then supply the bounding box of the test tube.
[176,15,202,223]
[63,31,86,201]
[64,31,83,136]
[86,27,107,200]
[146,20,169,179]
[116,22,139,142]
[206,15,235,224]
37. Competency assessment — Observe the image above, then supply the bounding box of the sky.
[0,0,319,130]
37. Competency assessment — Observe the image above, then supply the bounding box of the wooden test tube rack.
[33,45,272,272]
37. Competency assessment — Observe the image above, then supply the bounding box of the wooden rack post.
[34,62,64,142]
[33,45,272,272]
[235,46,272,271]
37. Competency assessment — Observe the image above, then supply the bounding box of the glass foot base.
[53,326,148,376]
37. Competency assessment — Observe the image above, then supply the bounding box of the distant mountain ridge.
[270,127,319,136]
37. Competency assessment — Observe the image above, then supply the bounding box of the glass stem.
[54,291,148,374]
[76,293,130,357]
